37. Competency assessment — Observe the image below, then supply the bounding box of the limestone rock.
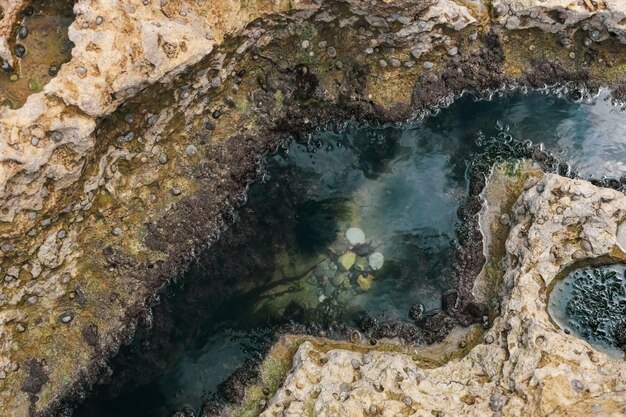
[493,0,626,43]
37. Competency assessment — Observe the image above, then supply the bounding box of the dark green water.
[549,264,626,358]
[73,89,626,417]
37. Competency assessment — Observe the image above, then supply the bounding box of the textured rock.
[0,0,626,415]
[494,0,626,43]
[261,175,626,417]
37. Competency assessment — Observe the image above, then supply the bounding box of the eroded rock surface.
[261,175,626,417]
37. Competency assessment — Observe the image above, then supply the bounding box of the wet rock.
[346,227,365,245]
[368,252,384,270]
[357,274,373,291]
[339,251,356,270]
[14,44,26,58]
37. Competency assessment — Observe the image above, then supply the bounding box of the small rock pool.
[73,88,626,417]
[0,0,74,109]
[549,264,626,358]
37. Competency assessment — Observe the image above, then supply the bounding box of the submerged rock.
[368,252,384,271]
[339,251,357,271]
[357,274,374,291]
[346,227,365,245]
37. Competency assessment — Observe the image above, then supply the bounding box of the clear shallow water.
[549,264,626,358]
[74,89,626,417]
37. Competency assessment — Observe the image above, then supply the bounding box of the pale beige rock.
[493,0,626,43]
[262,175,626,417]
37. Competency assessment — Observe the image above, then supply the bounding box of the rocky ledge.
[0,0,625,416]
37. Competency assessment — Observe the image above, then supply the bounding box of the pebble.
[171,187,182,196]
[351,359,360,369]
[15,323,26,332]
[569,52,576,59]
[211,76,221,88]
[339,251,356,270]
[365,47,374,54]
[14,44,26,58]
[469,31,478,41]
[403,395,413,406]
[410,48,422,59]
[447,46,458,56]
[368,252,384,270]
[76,66,87,76]
[357,274,373,291]
[499,213,511,225]
[96,16,104,25]
[18,26,28,40]
[327,46,337,58]
[331,273,346,287]
[571,379,585,392]
[60,312,74,324]
[378,59,387,68]
[389,58,401,68]
[57,230,66,239]
[158,153,168,164]
[111,227,122,236]
[212,109,221,119]
[185,144,197,156]
[485,334,495,344]
[48,64,60,76]
[27,295,37,305]
[423,61,433,70]
[346,227,365,245]
[301,40,310,49]
[30,137,39,146]
[404,60,416,68]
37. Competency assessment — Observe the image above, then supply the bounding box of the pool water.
[73,89,626,417]
[549,264,626,358]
